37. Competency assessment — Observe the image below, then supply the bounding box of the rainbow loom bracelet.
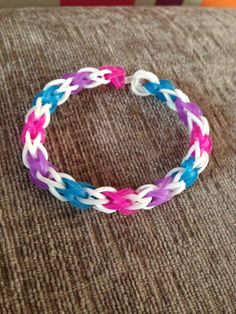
[21,66,212,215]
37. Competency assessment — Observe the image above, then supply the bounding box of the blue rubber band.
[144,80,176,103]
[180,157,199,188]
[56,178,96,210]
[32,85,65,113]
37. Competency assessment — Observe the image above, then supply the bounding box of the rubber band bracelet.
[21,65,212,215]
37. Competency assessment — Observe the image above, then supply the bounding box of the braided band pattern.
[21,65,212,215]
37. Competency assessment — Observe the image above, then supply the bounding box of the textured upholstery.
[0,7,236,313]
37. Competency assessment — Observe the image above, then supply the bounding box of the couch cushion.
[0,7,235,313]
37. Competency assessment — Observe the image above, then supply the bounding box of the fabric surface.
[1,1,236,8]
[0,7,236,314]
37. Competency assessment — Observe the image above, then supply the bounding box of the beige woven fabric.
[0,7,236,314]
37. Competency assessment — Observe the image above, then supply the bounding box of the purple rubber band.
[28,150,54,189]
[146,176,173,206]
[175,98,202,127]
[63,71,93,94]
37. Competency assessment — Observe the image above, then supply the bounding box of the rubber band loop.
[21,65,212,215]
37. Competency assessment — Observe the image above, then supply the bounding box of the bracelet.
[21,65,212,215]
